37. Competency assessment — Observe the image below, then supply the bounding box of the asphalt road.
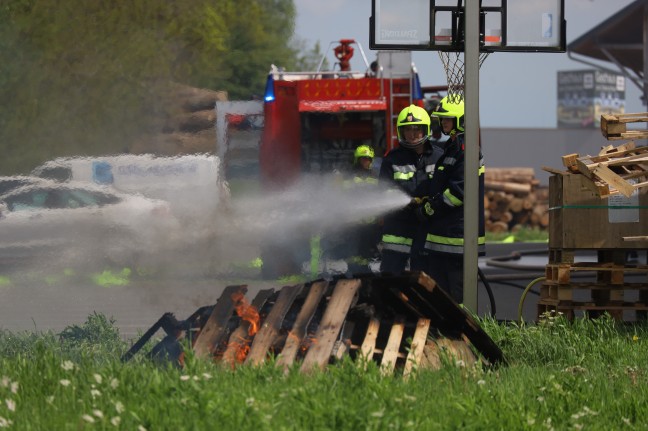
[0,242,560,341]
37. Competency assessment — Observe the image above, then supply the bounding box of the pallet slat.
[403,318,431,378]
[301,279,361,373]
[222,289,275,366]
[276,280,329,369]
[380,317,405,375]
[193,285,247,358]
[245,284,303,366]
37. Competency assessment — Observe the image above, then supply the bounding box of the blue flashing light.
[412,73,423,101]
[264,74,275,102]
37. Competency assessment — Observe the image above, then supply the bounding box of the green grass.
[486,226,548,243]
[1,313,647,430]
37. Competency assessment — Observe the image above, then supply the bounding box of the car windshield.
[5,188,120,211]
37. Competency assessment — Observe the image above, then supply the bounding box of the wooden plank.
[193,285,247,359]
[359,318,380,364]
[403,318,431,378]
[245,284,303,366]
[222,288,274,366]
[592,164,636,197]
[300,279,361,373]
[380,317,405,376]
[275,280,329,369]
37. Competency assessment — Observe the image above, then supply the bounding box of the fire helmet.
[432,97,465,135]
[354,144,374,165]
[396,105,431,149]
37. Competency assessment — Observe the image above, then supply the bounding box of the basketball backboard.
[370,0,565,52]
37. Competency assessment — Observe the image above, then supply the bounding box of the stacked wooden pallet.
[538,249,648,321]
[537,112,648,321]
[484,167,548,232]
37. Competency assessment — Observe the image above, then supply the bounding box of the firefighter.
[412,96,486,303]
[323,144,380,275]
[378,105,444,274]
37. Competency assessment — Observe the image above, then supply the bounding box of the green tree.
[0,0,299,174]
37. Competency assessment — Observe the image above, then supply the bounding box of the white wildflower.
[93,409,104,419]
[114,401,125,414]
[5,399,15,412]
[527,417,535,425]
[9,383,17,395]
[477,379,486,386]
[192,375,199,381]
[0,377,8,388]
[455,360,465,368]
[111,417,121,427]
[0,416,13,428]
[537,396,545,403]
[46,396,55,404]
[246,398,255,407]
[82,414,95,423]
[61,361,75,371]
[622,417,632,426]
[59,379,71,387]
[110,378,119,389]
[180,375,190,381]
[138,426,147,431]
[202,373,212,380]
[371,410,384,418]
[93,374,102,384]
[90,389,102,398]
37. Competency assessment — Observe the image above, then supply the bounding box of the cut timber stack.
[537,113,648,321]
[484,167,548,233]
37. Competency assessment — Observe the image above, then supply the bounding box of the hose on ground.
[518,276,546,324]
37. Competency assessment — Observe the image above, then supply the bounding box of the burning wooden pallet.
[122,272,506,375]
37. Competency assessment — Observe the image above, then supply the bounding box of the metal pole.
[463,1,480,312]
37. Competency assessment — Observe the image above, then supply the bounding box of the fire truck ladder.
[388,70,414,146]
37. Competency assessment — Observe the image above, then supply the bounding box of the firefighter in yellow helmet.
[321,144,379,275]
[412,96,486,304]
[377,104,444,274]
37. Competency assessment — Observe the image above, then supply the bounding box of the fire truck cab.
[260,40,425,189]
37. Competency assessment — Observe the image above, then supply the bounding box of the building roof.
[568,1,646,76]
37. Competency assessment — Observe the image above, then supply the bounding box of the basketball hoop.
[438,51,490,104]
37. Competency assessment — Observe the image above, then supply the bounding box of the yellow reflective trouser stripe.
[393,172,414,180]
[382,234,413,245]
[443,188,463,206]
[425,234,486,245]
[479,165,485,175]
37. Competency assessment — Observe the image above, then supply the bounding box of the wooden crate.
[548,172,648,249]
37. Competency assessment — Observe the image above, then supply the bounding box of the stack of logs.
[484,167,549,233]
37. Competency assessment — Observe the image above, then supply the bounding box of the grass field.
[1,312,647,430]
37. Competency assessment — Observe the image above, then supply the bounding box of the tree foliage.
[0,0,304,174]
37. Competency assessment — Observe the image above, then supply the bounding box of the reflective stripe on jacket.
[422,134,486,256]
[378,142,444,255]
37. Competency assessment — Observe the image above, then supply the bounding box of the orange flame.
[231,292,260,336]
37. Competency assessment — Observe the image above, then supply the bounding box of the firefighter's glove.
[407,197,424,210]
[414,199,435,222]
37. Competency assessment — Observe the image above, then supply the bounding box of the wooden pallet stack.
[538,113,648,320]
[123,273,506,375]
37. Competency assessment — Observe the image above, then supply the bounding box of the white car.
[0,182,181,265]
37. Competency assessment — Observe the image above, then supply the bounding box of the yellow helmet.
[396,105,431,149]
[353,144,374,165]
[432,97,465,135]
